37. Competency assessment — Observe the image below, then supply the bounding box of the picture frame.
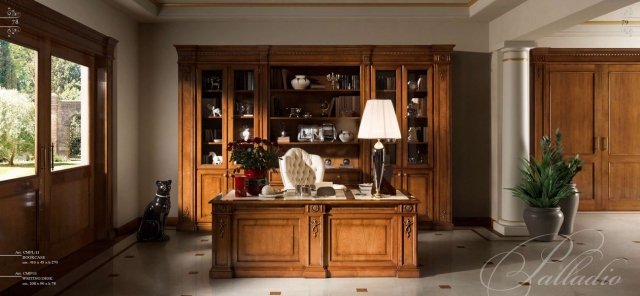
[297,124,320,142]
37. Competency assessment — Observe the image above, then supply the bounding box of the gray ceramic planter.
[523,206,564,242]
[558,184,579,235]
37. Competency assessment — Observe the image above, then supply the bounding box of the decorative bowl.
[359,183,373,192]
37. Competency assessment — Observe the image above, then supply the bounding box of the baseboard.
[453,217,492,229]
[114,217,141,236]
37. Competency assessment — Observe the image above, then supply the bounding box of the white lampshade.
[357,99,401,140]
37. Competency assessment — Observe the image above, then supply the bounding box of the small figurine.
[320,100,330,117]
[207,76,222,90]
[241,127,251,141]
[207,104,222,117]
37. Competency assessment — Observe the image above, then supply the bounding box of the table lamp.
[357,99,401,198]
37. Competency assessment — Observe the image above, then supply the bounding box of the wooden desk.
[209,190,419,278]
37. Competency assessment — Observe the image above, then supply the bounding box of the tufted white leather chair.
[278,148,325,190]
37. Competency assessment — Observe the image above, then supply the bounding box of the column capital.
[492,40,537,52]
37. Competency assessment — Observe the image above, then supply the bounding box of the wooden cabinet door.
[197,170,228,224]
[604,65,640,210]
[402,170,433,222]
[540,64,602,211]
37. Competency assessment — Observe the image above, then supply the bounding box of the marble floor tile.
[32,213,640,296]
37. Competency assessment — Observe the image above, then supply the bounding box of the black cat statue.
[137,180,172,242]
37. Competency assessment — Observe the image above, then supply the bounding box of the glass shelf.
[277,142,359,145]
[270,117,360,120]
[270,89,360,93]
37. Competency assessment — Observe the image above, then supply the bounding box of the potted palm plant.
[509,130,582,241]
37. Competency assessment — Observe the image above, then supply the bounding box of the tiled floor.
[36,213,640,296]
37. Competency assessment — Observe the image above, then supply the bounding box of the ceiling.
[556,2,640,37]
[107,0,640,38]
[108,0,527,21]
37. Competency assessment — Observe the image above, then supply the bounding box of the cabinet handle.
[602,137,608,151]
[397,173,402,177]
[336,175,341,179]
[223,174,228,177]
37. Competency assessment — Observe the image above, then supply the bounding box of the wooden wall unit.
[531,48,640,211]
[177,45,453,231]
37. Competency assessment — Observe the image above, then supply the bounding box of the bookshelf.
[177,45,453,231]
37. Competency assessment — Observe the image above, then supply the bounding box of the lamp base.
[372,140,385,199]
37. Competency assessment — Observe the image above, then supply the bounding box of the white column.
[491,41,536,236]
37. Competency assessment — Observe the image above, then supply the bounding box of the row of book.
[330,96,360,117]
[234,71,254,91]
[270,68,290,89]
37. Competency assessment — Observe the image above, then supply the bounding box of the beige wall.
[36,0,140,227]
[36,0,640,224]
[138,20,490,217]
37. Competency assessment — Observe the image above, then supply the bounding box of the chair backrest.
[278,148,325,190]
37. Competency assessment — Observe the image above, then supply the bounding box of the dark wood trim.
[531,47,640,63]
[453,217,492,228]
[1,0,115,55]
[114,218,141,236]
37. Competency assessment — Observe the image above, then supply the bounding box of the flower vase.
[339,130,353,143]
[244,169,268,196]
[291,75,310,90]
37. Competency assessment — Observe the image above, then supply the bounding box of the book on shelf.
[281,69,289,89]
[334,96,360,117]
[327,97,336,117]
[246,71,254,91]
[270,68,278,89]
[340,75,360,90]
[204,129,214,142]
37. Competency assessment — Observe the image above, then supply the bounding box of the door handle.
[50,143,54,171]
[602,137,608,151]
[40,145,46,171]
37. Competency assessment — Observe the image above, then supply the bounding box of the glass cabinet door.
[199,68,225,167]
[371,67,402,168]
[228,67,259,168]
[229,67,258,141]
[402,66,432,168]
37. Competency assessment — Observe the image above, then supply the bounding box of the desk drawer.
[324,170,360,186]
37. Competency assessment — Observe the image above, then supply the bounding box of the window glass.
[0,40,37,181]
[51,56,89,170]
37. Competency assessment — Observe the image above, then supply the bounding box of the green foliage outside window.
[0,40,82,167]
